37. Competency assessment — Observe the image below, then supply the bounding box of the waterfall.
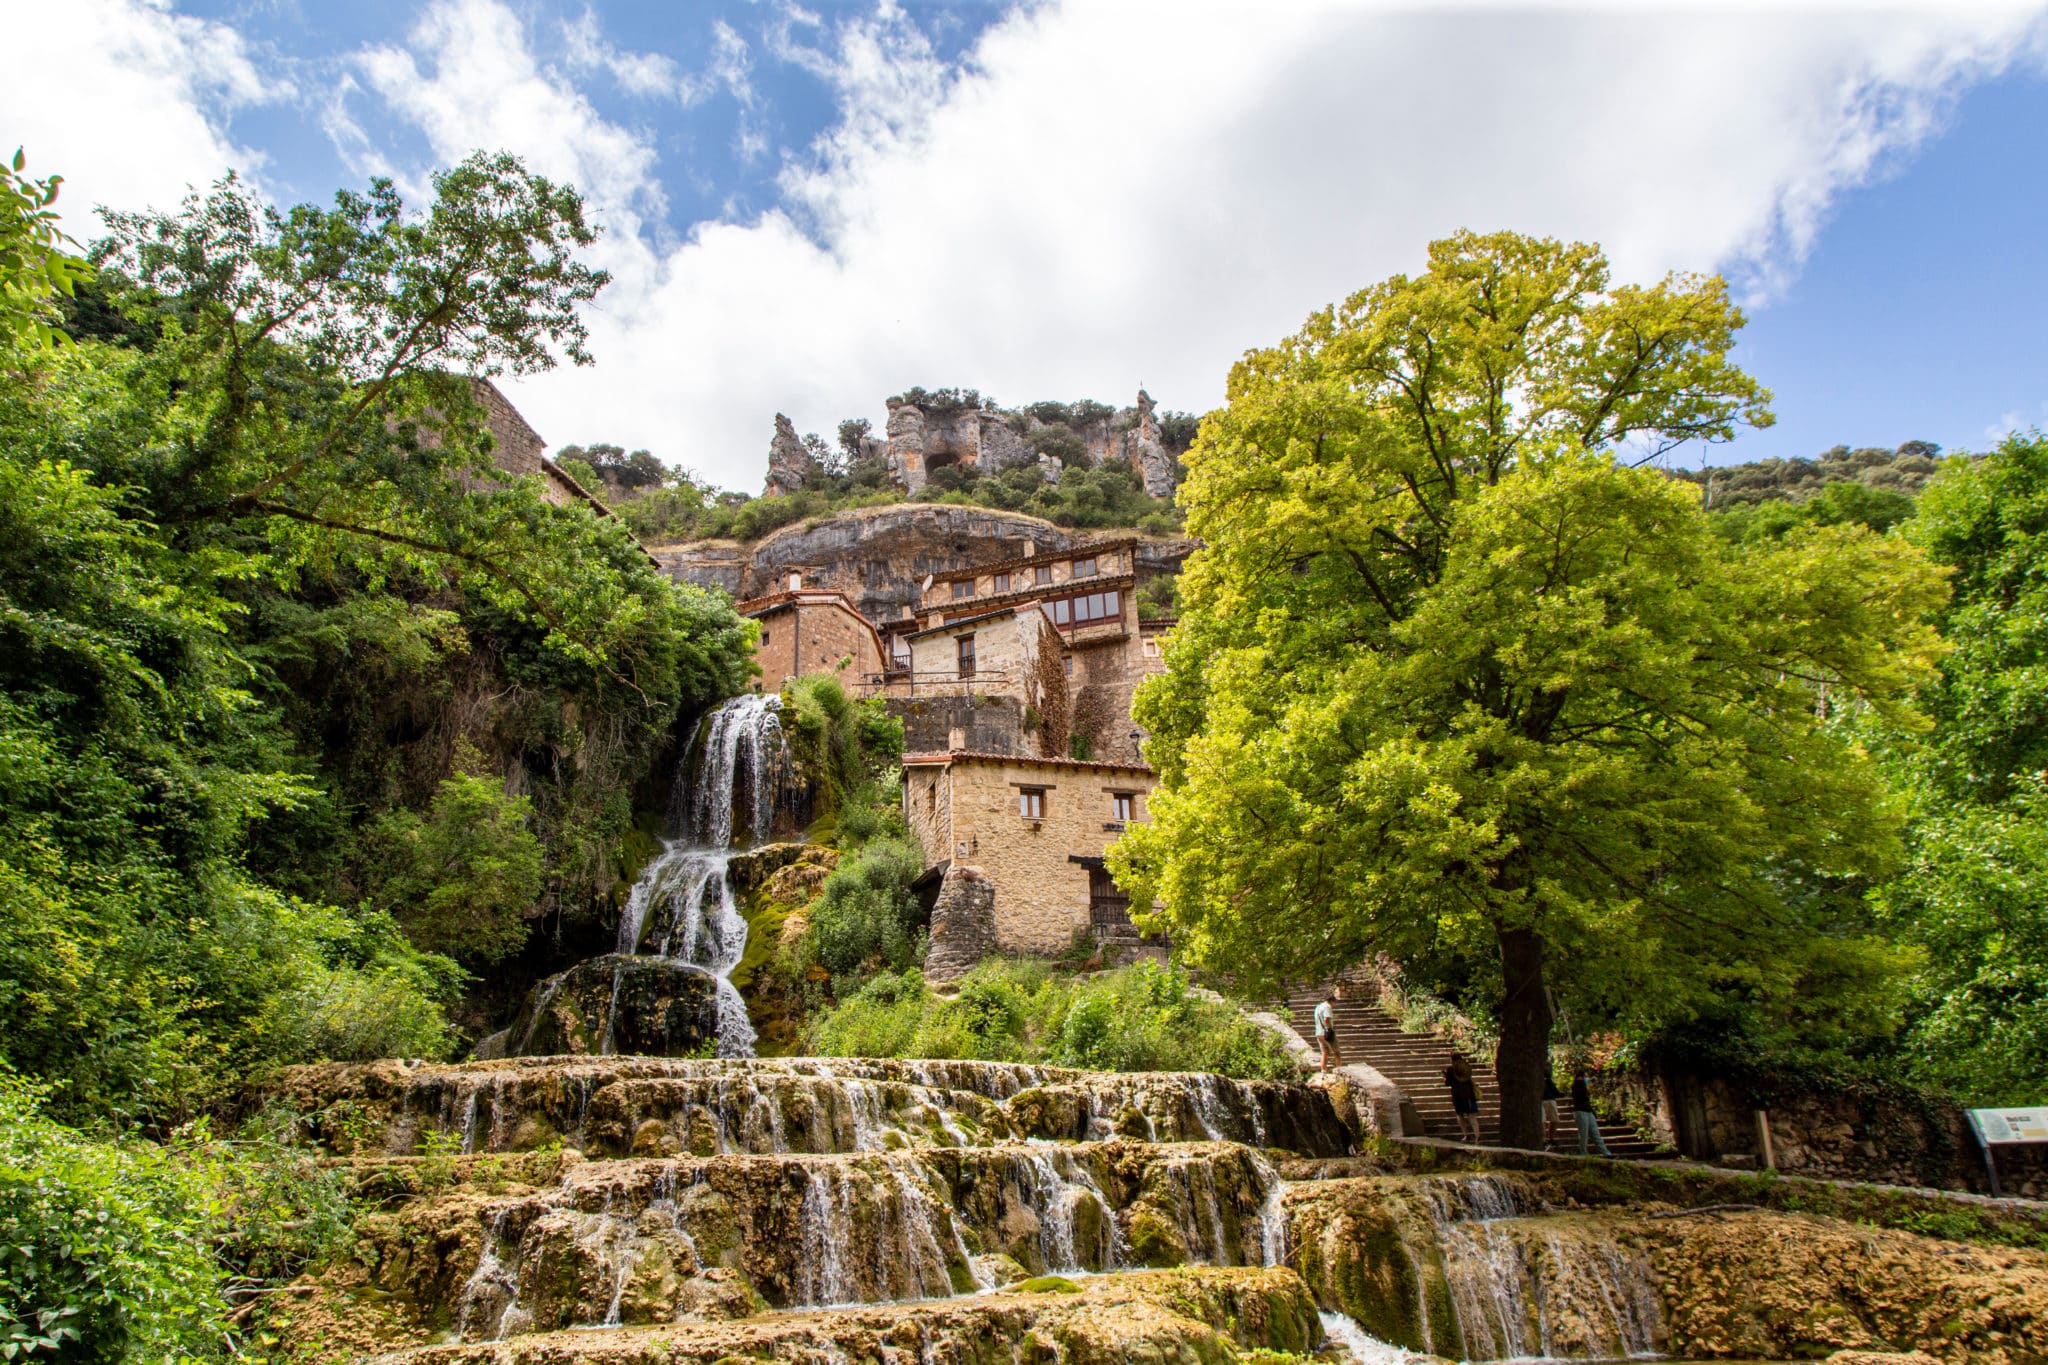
[607,693,790,1058]
[1411,1175,1662,1361]
[1319,1312,1425,1364]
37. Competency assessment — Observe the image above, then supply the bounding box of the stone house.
[903,751,1158,978]
[911,539,1150,764]
[897,606,1070,758]
[735,580,886,691]
[472,378,612,513]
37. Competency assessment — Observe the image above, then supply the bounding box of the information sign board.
[1970,1108,2048,1145]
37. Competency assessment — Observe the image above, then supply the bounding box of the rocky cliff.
[651,504,1195,623]
[764,388,1191,499]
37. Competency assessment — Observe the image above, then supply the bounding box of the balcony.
[852,669,1020,700]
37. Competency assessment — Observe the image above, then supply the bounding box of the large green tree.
[1110,231,1947,1146]
[1872,432,2048,1102]
[0,151,754,1118]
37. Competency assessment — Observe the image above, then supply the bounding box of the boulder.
[504,954,719,1058]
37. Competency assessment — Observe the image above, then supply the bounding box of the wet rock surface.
[501,956,719,1059]
[359,1266,1319,1365]
[270,1055,1354,1159]
[262,1056,2048,1364]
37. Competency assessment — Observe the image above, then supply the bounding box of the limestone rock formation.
[925,865,997,983]
[502,954,719,1057]
[885,400,928,492]
[763,413,813,498]
[1128,388,1177,499]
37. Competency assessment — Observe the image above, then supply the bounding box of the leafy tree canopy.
[1871,432,2048,1102]
[1109,230,1947,1146]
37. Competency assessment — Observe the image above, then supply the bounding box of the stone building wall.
[903,753,1155,956]
[892,694,1036,757]
[741,592,885,690]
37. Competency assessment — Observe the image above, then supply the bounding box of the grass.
[805,958,1297,1080]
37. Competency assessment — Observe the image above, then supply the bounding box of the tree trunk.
[1494,924,1553,1150]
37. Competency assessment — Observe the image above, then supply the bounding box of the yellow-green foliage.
[807,959,1294,1080]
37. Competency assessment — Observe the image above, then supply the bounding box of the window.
[892,636,912,667]
[1034,564,1053,586]
[1112,792,1136,822]
[1018,788,1046,819]
[1142,638,1160,658]
[760,628,771,645]
[1072,556,1098,579]
[951,580,974,600]
[957,634,976,679]
[1047,590,1122,628]
[993,572,1010,593]
[1062,655,1074,676]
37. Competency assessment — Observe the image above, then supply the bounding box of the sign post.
[1965,1107,2048,1198]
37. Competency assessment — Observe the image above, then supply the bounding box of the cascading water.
[608,693,791,1058]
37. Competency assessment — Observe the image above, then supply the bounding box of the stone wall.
[1607,1063,2048,1196]
[891,693,1038,758]
[924,864,997,983]
[746,596,885,689]
[903,754,1156,956]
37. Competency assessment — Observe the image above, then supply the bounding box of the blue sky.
[8,2,2047,487]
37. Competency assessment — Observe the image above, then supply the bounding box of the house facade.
[904,751,1157,976]
[903,538,1149,765]
[736,582,887,690]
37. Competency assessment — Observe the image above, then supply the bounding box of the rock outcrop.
[924,865,997,983]
[1129,388,1177,498]
[763,413,813,498]
[501,956,719,1058]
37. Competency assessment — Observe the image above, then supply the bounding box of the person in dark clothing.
[1571,1069,1614,1157]
[1443,1054,1482,1143]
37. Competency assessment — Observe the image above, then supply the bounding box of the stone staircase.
[1276,975,1656,1158]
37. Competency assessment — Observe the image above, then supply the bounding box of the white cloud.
[491,2,2048,489]
[353,0,668,269]
[0,0,281,219]
[560,9,684,101]
[14,1,2046,495]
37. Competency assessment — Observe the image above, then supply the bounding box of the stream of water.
[607,693,789,1057]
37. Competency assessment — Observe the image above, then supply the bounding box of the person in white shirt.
[1313,988,1343,1073]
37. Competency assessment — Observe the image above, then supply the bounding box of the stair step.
[1278,973,1658,1160]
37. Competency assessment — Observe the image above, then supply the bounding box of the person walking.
[1313,988,1343,1073]
[1443,1054,1482,1143]
[1571,1068,1614,1158]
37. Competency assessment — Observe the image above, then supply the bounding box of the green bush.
[362,763,545,964]
[807,959,1294,1079]
[0,1074,224,1363]
[808,836,927,977]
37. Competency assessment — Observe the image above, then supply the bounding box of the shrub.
[808,836,927,977]
[806,959,1294,1079]
[362,763,544,964]
[0,1073,224,1364]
